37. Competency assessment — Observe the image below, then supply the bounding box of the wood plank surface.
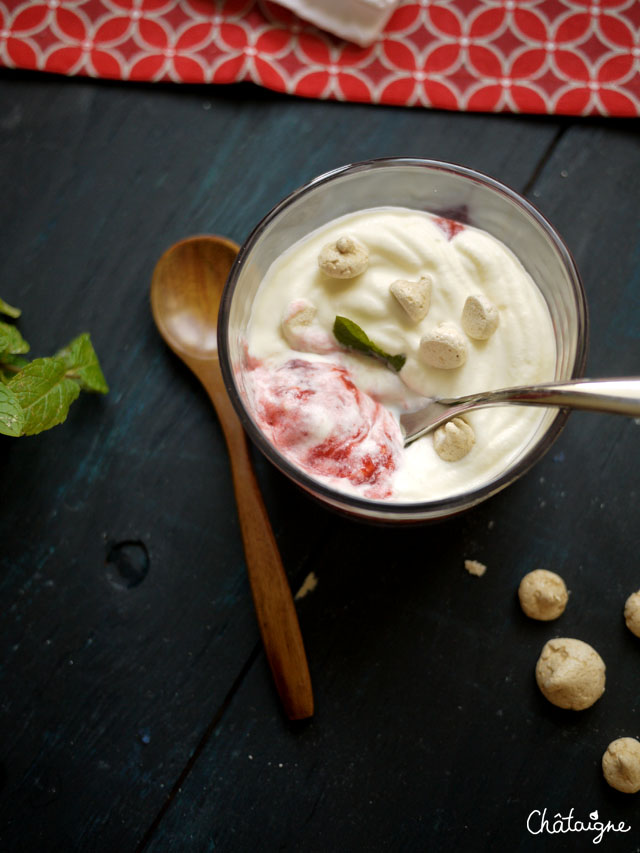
[145,121,640,852]
[0,69,639,851]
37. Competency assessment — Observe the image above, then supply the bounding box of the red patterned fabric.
[1,0,639,116]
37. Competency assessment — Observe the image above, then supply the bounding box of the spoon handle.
[199,363,314,720]
[402,377,640,444]
[440,377,640,414]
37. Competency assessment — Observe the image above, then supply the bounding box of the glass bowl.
[218,159,588,522]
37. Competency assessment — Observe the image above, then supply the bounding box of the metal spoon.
[151,235,313,720]
[400,377,640,445]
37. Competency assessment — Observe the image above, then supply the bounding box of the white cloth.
[272,0,401,47]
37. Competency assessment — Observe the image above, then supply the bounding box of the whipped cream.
[245,206,556,503]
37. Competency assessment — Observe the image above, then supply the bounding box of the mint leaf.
[333,315,406,373]
[1,353,29,369]
[56,333,109,393]
[0,354,30,383]
[0,302,108,436]
[8,357,80,435]
[0,297,21,319]
[0,320,29,355]
[0,383,25,436]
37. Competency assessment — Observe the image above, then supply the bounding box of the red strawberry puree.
[248,358,403,499]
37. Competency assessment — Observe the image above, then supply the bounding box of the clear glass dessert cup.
[218,159,588,523]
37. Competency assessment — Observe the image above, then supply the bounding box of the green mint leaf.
[0,383,25,436]
[1,353,29,369]
[56,332,109,393]
[0,354,30,383]
[385,352,407,372]
[8,357,80,435]
[333,315,406,373]
[0,320,29,355]
[0,297,21,319]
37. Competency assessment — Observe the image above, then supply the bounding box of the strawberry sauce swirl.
[249,358,402,499]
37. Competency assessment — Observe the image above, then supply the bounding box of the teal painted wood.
[1,68,638,852]
[145,122,640,853]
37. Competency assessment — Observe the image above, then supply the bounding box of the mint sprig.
[56,333,109,393]
[0,297,108,437]
[333,315,406,373]
[8,358,81,435]
[0,297,21,319]
[0,320,30,356]
[0,383,25,437]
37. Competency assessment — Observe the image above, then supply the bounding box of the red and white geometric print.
[1,0,639,116]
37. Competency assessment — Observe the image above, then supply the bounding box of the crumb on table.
[295,571,318,600]
[464,559,487,577]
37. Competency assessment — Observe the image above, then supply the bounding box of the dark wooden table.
[1,68,639,852]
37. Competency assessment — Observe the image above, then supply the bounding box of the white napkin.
[272,0,401,47]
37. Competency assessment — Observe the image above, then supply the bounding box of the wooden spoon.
[151,235,314,720]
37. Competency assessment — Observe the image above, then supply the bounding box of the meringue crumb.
[464,559,487,577]
[295,571,318,599]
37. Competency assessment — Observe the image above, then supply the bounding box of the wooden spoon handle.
[198,362,314,720]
